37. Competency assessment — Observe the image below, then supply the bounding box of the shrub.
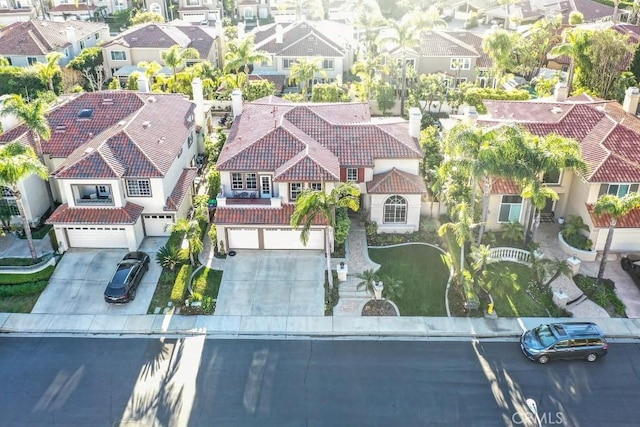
[171,264,193,305]
[0,265,55,285]
[334,207,350,245]
[156,244,187,271]
[464,87,530,113]
[0,280,47,297]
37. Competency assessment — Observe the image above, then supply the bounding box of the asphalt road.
[0,337,639,427]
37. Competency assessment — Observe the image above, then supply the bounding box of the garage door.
[263,228,324,250]
[143,214,173,236]
[66,226,128,248]
[598,228,640,252]
[228,228,259,249]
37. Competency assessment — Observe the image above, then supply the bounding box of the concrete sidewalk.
[1,312,639,339]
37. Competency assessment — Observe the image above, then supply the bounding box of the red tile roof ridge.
[366,167,427,194]
[374,122,422,156]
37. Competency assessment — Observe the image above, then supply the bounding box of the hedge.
[0,66,61,97]
[0,280,47,297]
[0,265,55,285]
[464,87,531,113]
[171,264,192,305]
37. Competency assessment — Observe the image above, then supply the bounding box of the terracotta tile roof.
[0,19,106,56]
[414,31,480,58]
[573,0,614,22]
[253,21,345,57]
[104,23,190,50]
[165,168,197,211]
[447,31,492,68]
[214,203,327,225]
[491,178,520,195]
[45,202,144,225]
[26,92,197,180]
[216,99,422,179]
[586,204,640,228]
[481,100,640,182]
[49,4,97,12]
[367,168,427,194]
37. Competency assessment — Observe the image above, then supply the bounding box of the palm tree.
[593,193,640,286]
[223,35,271,92]
[161,45,200,92]
[288,57,328,97]
[384,16,420,115]
[482,28,515,88]
[170,218,203,266]
[291,182,360,290]
[520,180,559,243]
[34,52,63,93]
[0,142,49,261]
[438,202,476,274]
[0,95,55,211]
[550,29,584,95]
[355,268,379,300]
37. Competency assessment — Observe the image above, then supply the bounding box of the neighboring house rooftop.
[572,0,615,22]
[0,19,107,56]
[252,20,346,57]
[49,3,97,13]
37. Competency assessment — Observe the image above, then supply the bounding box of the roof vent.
[551,106,563,114]
[131,37,138,41]
[148,96,156,103]
[84,147,94,155]
[142,121,151,128]
[102,98,113,105]
[158,136,166,144]
[55,124,67,133]
[118,120,126,126]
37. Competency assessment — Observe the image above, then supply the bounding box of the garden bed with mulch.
[362,300,398,316]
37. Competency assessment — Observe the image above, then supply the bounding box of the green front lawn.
[147,265,222,314]
[0,265,55,313]
[486,262,548,317]
[368,244,449,316]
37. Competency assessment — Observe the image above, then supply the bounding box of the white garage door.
[143,214,173,236]
[598,228,640,252]
[228,228,259,249]
[66,226,128,248]
[263,228,324,250]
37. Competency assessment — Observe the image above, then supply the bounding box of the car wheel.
[538,355,550,364]
[586,353,598,362]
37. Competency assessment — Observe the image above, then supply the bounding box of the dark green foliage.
[464,87,530,114]
[245,80,276,101]
[0,66,58,98]
[0,280,47,297]
[324,270,339,315]
[333,207,350,245]
[67,46,104,91]
[171,264,192,305]
[156,244,187,271]
[574,274,626,316]
[561,215,593,251]
[311,83,348,102]
[0,265,55,285]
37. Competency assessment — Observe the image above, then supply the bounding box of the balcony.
[75,193,114,206]
[217,192,281,208]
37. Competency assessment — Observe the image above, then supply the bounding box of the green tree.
[375,81,396,114]
[245,79,276,101]
[355,268,380,300]
[291,182,360,290]
[438,202,475,275]
[67,46,104,91]
[161,45,200,92]
[130,11,165,26]
[288,57,327,97]
[568,11,584,25]
[513,17,560,80]
[482,29,516,88]
[549,29,586,95]
[593,193,640,286]
[0,142,49,260]
[33,52,62,93]
[223,35,271,92]
[170,218,203,267]
[384,16,420,115]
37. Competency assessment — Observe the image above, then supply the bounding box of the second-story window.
[323,59,334,70]
[186,0,199,5]
[346,168,358,182]
[283,58,295,69]
[246,173,257,190]
[126,179,151,197]
[290,183,302,200]
[111,51,127,61]
[27,57,37,65]
[231,173,243,190]
[310,182,322,191]
[450,58,471,70]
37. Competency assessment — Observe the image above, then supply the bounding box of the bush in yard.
[0,280,47,297]
[171,264,193,305]
[334,207,350,246]
[156,244,187,271]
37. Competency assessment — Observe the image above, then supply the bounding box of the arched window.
[149,3,162,15]
[384,195,407,224]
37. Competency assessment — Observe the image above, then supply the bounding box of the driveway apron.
[215,250,325,316]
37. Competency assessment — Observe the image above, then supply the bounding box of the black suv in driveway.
[520,322,608,364]
[621,254,640,287]
[104,252,150,304]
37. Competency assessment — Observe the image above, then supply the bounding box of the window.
[0,199,19,216]
[543,169,562,185]
[606,184,632,197]
[246,173,257,190]
[79,40,85,49]
[322,59,334,70]
[187,133,194,148]
[384,195,407,224]
[498,195,522,223]
[149,2,161,14]
[290,183,302,200]
[346,168,358,182]
[396,58,416,68]
[126,179,151,196]
[231,173,243,190]
[27,57,37,65]
[95,33,100,40]
[110,51,127,61]
[310,182,322,191]
[186,0,199,4]
[450,58,471,70]
[283,58,296,69]
[243,8,254,19]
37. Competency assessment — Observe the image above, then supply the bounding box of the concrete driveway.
[214,250,325,316]
[31,238,167,315]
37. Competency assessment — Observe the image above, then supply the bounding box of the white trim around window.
[498,195,522,223]
[126,179,152,197]
[383,195,407,224]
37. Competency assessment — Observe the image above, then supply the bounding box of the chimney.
[191,77,204,128]
[554,82,569,102]
[137,74,150,93]
[275,24,283,44]
[622,86,640,115]
[0,95,20,132]
[408,107,422,139]
[65,26,77,57]
[464,106,478,125]
[231,89,243,118]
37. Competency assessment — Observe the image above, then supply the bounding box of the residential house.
[0,0,37,26]
[48,0,97,21]
[238,0,270,22]
[385,30,493,88]
[93,0,130,15]
[176,0,223,23]
[102,22,220,80]
[213,92,426,251]
[0,83,206,251]
[250,20,354,91]
[474,85,640,253]
[0,20,110,67]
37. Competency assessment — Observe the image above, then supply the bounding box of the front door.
[260,176,271,198]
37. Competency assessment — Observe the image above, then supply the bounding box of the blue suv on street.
[520,322,608,364]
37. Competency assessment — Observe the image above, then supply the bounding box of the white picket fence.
[487,247,533,265]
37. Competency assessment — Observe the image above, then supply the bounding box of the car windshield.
[534,325,557,348]
[109,261,135,288]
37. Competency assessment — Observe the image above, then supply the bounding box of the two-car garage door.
[66,226,128,248]
[227,228,324,250]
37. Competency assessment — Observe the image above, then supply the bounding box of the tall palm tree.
[288,57,328,97]
[482,28,515,88]
[223,35,271,92]
[384,16,420,115]
[520,179,559,243]
[438,202,476,274]
[593,193,640,286]
[0,95,55,211]
[550,29,584,95]
[161,45,200,92]
[291,182,360,290]
[170,218,203,266]
[0,142,49,261]
[34,52,63,93]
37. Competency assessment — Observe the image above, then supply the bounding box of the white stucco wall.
[373,159,419,175]
[19,174,50,221]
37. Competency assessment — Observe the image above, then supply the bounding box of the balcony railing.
[75,196,114,206]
